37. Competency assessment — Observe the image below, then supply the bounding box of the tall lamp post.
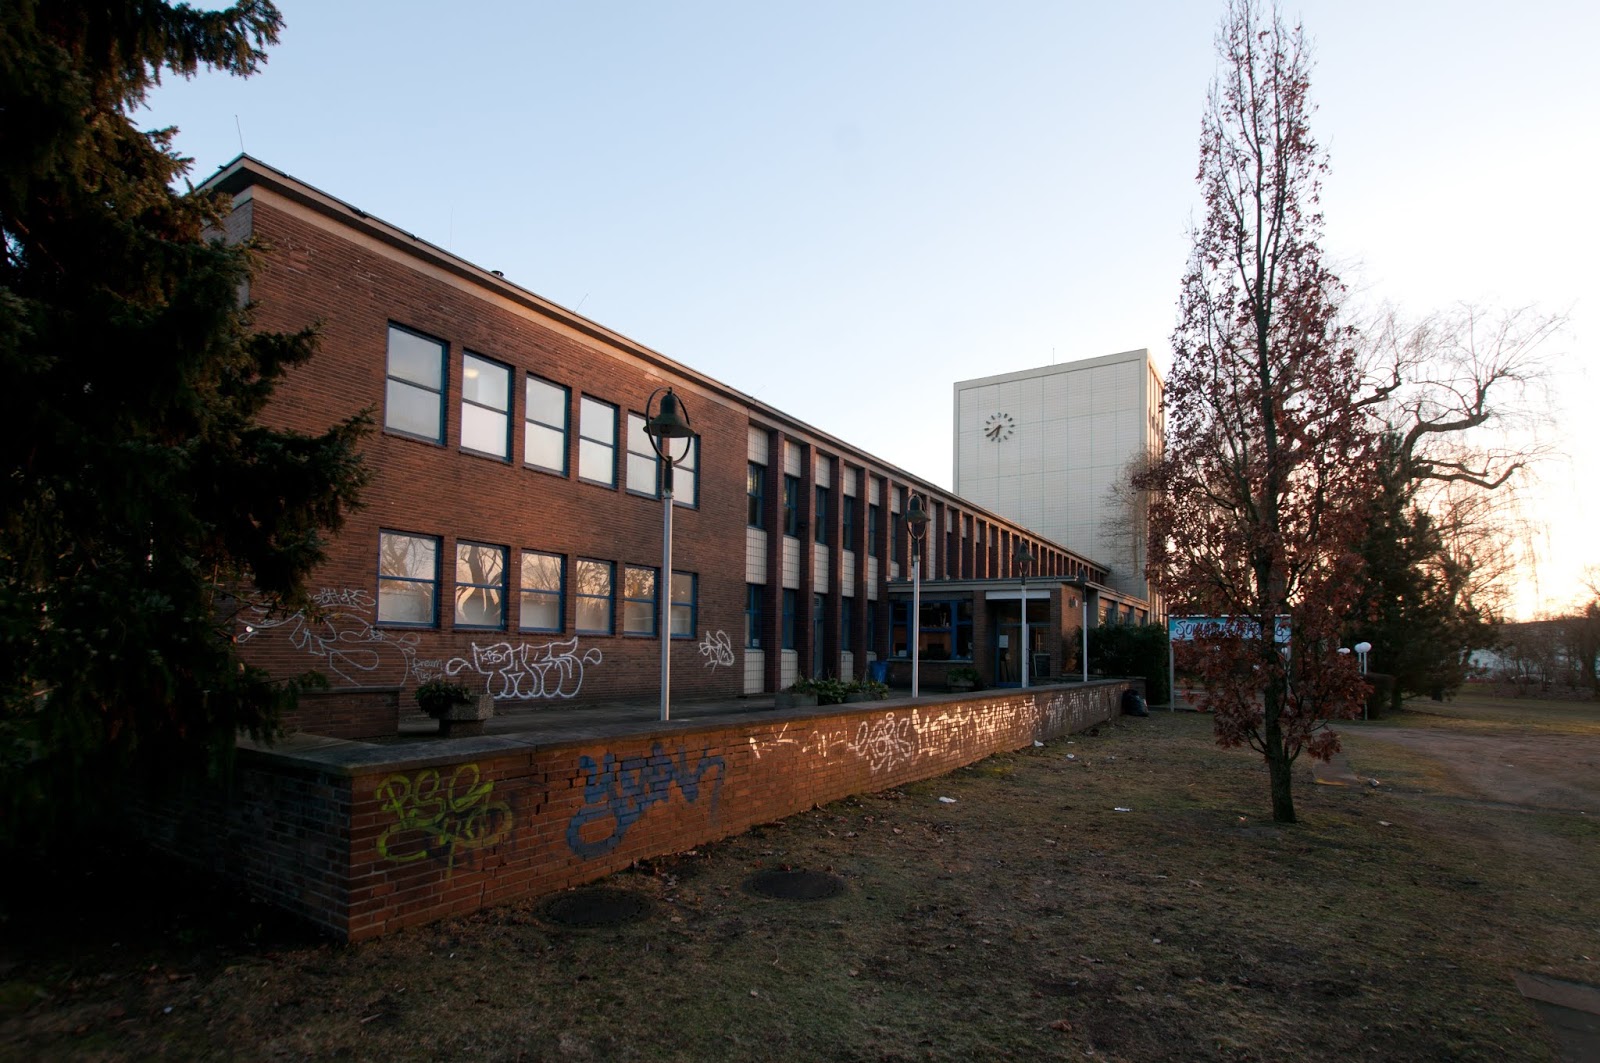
[1014,542,1034,689]
[644,387,694,722]
[906,493,929,698]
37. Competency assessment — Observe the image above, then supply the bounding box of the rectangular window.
[841,599,855,650]
[575,559,613,635]
[747,463,766,528]
[626,412,659,496]
[454,541,507,628]
[892,512,904,564]
[890,599,973,660]
[524,376,569,474]
[781,589,798,650]
[783,475,800,537]
[672,436,698,507]
[384,325,445,442]
[745,584,763,648]
[841,495,857,552]
[519,550,565,633]
[867,503,881,558]
[376,530,438,626]
[622,565,657,637]
[814,486,830,545]
[813,593,826,675]
[866,602,877,656]
[670,571,696,638]
[578,396,617,486]
[460,353,510,458]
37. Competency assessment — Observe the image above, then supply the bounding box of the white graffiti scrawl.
[847,713,916,774]
[697,630,735,670]
[238,588,426,684]
[444,638,603,700]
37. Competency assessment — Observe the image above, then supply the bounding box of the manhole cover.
[745,869,847,901]
[541,887,654,928]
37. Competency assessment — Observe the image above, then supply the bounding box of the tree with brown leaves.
[1142,0,1376,823]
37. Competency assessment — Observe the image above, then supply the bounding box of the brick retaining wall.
[162,681,1133,941]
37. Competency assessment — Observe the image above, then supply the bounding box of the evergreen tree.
[0,1,368,848]
[1349,434,1491,708]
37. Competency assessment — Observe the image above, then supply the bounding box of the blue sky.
[142,1,1599,617]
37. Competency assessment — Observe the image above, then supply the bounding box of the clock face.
[984,412,1015,442]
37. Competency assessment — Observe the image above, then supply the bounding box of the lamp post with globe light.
[644,388,694,722]
[1015,542,1034,689]
[906,494,929,698]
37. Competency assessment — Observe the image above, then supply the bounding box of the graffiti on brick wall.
[745,693,1101,777]
[847,713,916,774]
[238,587,429,684]
[566,743,726,859]
[374,763,514,874]
[443,637,602,699]
[697,629,735,670]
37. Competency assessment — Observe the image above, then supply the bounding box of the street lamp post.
[1014,542,1034,689]
[906,493,929,698]
[644,387,694,722]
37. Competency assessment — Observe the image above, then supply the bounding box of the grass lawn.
[3,694,1596,1061]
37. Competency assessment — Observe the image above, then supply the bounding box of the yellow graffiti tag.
[374,763,513,873]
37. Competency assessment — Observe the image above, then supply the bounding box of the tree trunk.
[1264,708,1297,823]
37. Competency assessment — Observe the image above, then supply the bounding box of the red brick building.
[207,157,1151,735]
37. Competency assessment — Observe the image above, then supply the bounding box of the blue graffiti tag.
[565,743,726,858]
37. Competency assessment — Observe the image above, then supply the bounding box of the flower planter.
[844,691,875,703]
[774,690,818,709]
[438,693,494,737]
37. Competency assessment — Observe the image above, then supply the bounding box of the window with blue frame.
[781,589,797,650]
[841,598,855,651]
[376,530,439,626]
[519,550,564,632]
[813,593,826,674]
[783,475,800,537]
[622,565,657,637]
[841,494,857,552]
[524,375,569,474]
[747,463,766,528]
[745,584,764,648]
[670,571,696,638]
[814,486,829,545]
[460,352,511,459]
[891,598,973,660]
[454,541,507,629]
[575,559,613,634]
[578,396,617,486]
[384,325,446,442]
[866,601,877,656]
[867,503,881,558]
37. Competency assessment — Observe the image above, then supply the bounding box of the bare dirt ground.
[1352,727,1600,812]
[3,693,1598,1061]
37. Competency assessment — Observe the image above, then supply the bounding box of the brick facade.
[205,157,1147,733]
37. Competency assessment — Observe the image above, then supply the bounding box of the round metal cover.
[541,887,653,928]
[745,869,847,901]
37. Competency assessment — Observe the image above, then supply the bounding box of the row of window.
[377,530,696,637]
[385,323,699,504]
[746,463,885,556]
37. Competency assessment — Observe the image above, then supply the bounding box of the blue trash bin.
[867,660,888,684]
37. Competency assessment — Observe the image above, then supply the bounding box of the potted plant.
[415,680,492,735]
[845,676,889,703]
[947,665,982,693]
[774,675,818,709]
[814,676,851,706]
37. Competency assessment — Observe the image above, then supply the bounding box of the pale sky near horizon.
[142,0,1599,619]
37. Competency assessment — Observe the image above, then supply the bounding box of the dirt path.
[1349,727,1600,813]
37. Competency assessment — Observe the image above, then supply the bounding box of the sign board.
[1168,615,1291,645]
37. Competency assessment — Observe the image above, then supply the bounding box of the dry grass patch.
[4,706,1596,1061]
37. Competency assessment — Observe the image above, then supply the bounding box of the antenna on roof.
[234,115,245,154]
